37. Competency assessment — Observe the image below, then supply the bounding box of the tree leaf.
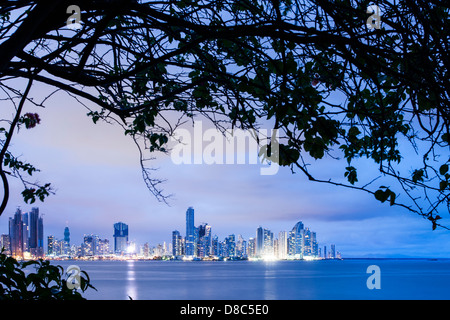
[439,164,449,175]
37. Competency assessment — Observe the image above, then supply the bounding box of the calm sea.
[54,259,450,300]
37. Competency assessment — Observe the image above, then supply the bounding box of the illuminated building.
[114,222,129,254]
[247,237,256,257]
[47,235,56,256]
[172,230,183,257]
[256,226,264,257]
[64,226,71,255]
[185,207,195,256]
[29,207,44,258]
[9,208,24,258]
[277,231,288,259]
[0,234,11,255]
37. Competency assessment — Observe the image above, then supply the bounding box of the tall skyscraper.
[83,234,95,256]
[212,235,219,257]
[29,207,44,258]
[9,208,24,258]
[185,207,195,256]
[113,222,129,254]
[172,230,183,257]
[248,237,256,257]
[289,221,304,258]
[64,226,70,255]
[225,234,236,258]
[256,226,264,256]
[277,231,288,259]
[22,211,29,254]
[197,223,212,258]
[311,231,318,257]
[236,234,247,258]
[263,228,274,256]
[47,235,56,256]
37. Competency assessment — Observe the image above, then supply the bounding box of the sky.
[1,82,450,258]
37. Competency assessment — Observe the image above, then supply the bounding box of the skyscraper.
[197,223,212,258]
[225,234,236,258]
[311,231,318,257]
[277,231,288,259]
[113,222,129,254]
[212,235,219,257]
[9,208,24,258]
[47,235,56,256]
[248,237,256,257]
[83,234,95,256]
[289,221,304,258]
[172,230,183,257]
[22,211,29,254]
[263,228,274,256]
[0,234,11,255]
[185,207,195,256]
[236,234,247,258]
[256,226,264,257]
[29,207,44,258]
[64,226,70,255]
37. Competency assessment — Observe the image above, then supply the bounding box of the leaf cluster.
[0,251,95,300]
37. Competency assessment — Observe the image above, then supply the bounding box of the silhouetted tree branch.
[0,0,448,229]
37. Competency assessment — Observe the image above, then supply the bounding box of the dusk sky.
[1,82,450,258]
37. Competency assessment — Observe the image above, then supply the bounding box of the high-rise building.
[263,228,274,256]
[311,231,318,257]
[47,235,55,256]
[22,212,29,254]
[277,231,288,259]
[248,237,256,257]
[143,242,150,258]
[289,221,304,258]
[331,244,336,259]
[185,207,195,256]
[224,234,236,258]
[172,230,183,257]
[0,234,11,255]
[63,226,70,255]
[29,207,44,258]
[83,234,95,256]
[256,226,264,257]
[303,228,311,256]
[113,222,129,254]
[9,208,24,258]
[236,235,247,258]
[212,235,219,257]
[197,223,212,258]
[97,238,110,255]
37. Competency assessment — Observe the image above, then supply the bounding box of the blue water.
[54,259,450,300]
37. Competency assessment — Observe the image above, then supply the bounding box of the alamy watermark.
[67,5,82,30]
[367,4,382,30]
[66,264,81,290]
[170,121,280,175]
[366,265,381,289]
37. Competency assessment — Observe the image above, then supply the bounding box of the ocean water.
[54,259,450,300]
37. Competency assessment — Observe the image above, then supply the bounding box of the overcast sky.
[1,83,450,258]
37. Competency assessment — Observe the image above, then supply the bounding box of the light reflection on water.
[126,260,137,300]
[53,259,450,300]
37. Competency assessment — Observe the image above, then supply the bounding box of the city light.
[127,243,136,254]
[3,206,341,261]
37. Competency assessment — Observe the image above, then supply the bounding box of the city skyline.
[1,205,342,260]
[1,196,450,258]
[0,91,449,258]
